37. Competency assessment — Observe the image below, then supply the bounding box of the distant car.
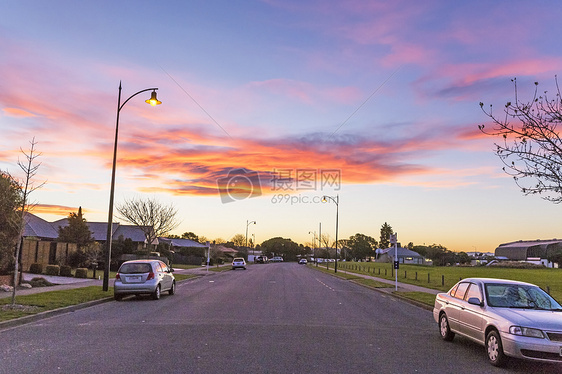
[434,277,562,366]
[256,256,268,264]
[232,257,247,270]
[114,259,175,301]
[270,257,284,262]
[298,259,307,264]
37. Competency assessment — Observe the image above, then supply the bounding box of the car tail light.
[147,271,155,280]
[116,273,121,280]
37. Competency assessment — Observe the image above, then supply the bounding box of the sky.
[2,0,562,253]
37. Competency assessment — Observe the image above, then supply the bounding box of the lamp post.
[103,82,162,292]
[321,195,339,273]
[309,230,316,262]
[246,220,256,248]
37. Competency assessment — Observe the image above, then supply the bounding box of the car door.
[458,282,486,342]
[446,282,470,332]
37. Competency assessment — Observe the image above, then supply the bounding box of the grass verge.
[395,291,437,307]
[0,286,112,322]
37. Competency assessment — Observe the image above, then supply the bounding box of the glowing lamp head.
[145,90,162,106]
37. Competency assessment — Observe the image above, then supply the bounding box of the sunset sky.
[2,1,562,253]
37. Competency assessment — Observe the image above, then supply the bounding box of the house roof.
[24,212,59,239]
[24,213,149,244]
[377,247,424,258]
[159,237,208,248]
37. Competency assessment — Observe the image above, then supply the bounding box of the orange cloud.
[2,107,36,118]
[31,204,80,216]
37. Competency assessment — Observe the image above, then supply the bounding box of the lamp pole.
[309,230,316,262]
[321,195,339,273]
[103,82,161,292]
[246,220,256,247]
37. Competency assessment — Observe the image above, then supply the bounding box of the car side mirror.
[468,297,483,306]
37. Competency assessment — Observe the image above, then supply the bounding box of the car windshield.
[119,263,152,274]
[485,283,562,310]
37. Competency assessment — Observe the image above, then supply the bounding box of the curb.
[0,297,113,331]
[0,275,202,331]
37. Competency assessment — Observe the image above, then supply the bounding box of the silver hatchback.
[114,259,175,301]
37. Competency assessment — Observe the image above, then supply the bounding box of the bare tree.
[479,77,562,203]
[12,138,46,305]
[116,197,180,249]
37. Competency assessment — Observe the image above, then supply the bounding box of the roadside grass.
[354,278,397,289]
[0,273,197,322]
[173,273,197,281]
[0,286,112,322]
[330,262,562,301]
[396,291,437,307]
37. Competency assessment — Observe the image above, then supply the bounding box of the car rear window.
[119,263,152,274]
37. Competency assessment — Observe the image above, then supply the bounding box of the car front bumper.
[502,332,562,363]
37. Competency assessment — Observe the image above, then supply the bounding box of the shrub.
[75,268,88,278]
[45,265,60,276]
[29,263,43,274]
[29,277,55,287]
[60,265,73,277]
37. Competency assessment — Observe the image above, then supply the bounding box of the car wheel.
[152,285,161,300]
[169,281,176,295]
[486,330,507,367]
[439,313,455,341]
[114,294,123,301]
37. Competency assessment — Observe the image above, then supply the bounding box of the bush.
[29,277,55,287]
[29,263,43,274]
[45,265,60,276]
[75,268,88,278]
[60,265,73,277]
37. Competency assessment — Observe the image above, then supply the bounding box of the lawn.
[0,286,112,322]
[325,261,562,301]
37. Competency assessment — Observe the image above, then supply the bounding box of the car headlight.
[509,326,545,338]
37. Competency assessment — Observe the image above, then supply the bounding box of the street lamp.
[103,82,162,292]
[321,195,339,273]
[309,230,316,262]
[246,220,256,248]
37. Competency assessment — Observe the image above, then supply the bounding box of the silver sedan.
[433,277,562,366]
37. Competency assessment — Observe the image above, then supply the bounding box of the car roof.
[459,278,536,287]
[121,259,160,265]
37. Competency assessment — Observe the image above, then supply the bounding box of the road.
[0,263,560,373]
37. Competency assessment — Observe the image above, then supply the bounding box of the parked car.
[256,256,268,264]
[270,256,284,262]
[298,259,307,264]
[232,257,247,270]
[114,259,175,301]
[434,277,562,366]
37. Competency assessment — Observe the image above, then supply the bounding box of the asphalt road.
[0,263,560,373]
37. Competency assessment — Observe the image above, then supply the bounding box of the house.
[158,237,210,265]
[20,212,152,271]
[466,251,495,266]
[494,239,562,267]
[375,246,432,265]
